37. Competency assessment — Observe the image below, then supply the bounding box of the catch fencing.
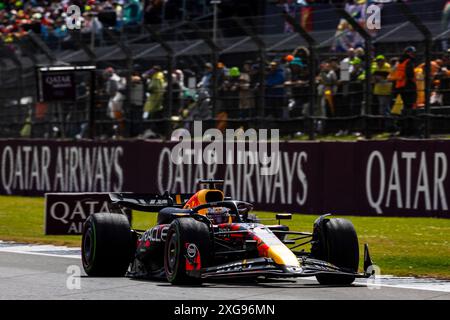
[0,1,449,140]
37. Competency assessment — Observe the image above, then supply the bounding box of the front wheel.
[312,218,359,285]
[164,218,212,285]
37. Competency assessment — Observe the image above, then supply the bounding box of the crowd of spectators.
[2,0,450,138]
[0,0,138,48]
[0,0,190,48]
[96,44,450,138]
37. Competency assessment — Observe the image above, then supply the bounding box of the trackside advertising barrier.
[44,193,132,235]
[44,192,186,235]
[0,139,449,219]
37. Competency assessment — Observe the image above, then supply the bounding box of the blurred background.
[0,0,449,140]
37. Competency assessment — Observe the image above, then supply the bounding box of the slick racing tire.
[82,213,133,277]
[164,218,212,285]
[312,218,359,285]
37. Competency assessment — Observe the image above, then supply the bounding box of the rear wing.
[109,192,194,212]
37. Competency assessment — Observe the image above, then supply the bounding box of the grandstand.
[0,0,449,139]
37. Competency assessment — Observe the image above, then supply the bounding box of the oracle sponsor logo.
[142,225,169,243]
[365,151,448,214]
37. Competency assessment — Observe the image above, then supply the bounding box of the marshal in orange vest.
[395,58,415,89]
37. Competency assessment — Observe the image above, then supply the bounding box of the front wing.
[193,245,374,280]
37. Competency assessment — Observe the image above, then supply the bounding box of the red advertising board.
[1,139,449,219]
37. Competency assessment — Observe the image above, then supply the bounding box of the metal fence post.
[283,12,317,140]
[68,31,98,139]
[104,27,134,136]
[232,17,266,128]
[0,39,24,112]
[69,30,97,64]
[397,0,432,139]
[144,25,175,139]
[186,21,220,122]
[335,7,372,139]
[89,68,96,139]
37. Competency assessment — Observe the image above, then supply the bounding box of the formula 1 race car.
[81,179,374,285]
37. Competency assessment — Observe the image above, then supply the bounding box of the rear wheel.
[164,218,212,285]
[312,218,359,285]
[82,213,133,277]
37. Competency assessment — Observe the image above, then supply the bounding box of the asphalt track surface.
[0,251,449,300]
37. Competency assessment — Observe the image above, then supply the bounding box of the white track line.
[354,276,450,293]
[281,276,450,293]
[0,241,80,259]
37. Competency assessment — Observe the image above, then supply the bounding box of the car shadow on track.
[128,277,366,289]
[199,279,367,289]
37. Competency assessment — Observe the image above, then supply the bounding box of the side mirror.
[276,213,292,224]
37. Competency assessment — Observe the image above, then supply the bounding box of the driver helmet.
[206,207,231,224]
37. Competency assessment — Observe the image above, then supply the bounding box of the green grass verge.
[0,195,449,278]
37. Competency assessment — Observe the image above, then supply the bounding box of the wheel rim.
[83,226,93,265]
[166,232,178,276]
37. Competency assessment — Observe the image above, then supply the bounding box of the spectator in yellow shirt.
[372,55,392,115]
